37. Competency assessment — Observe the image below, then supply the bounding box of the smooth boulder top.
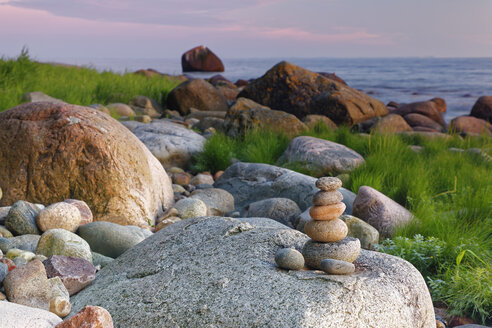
[69,216,435,328]
[0,301,62,328]
[0,102,174,229]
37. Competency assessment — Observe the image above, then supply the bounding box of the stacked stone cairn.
[302,177,361,274]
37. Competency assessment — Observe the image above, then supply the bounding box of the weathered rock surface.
[223,97,307,137]
[44,255,96,296]
[5,200,41,235]
[36,229,92,263]
[3,259,51,310]
[238,61,388,125]
[470,96,492,123]
[0,301,62,327]
[242,197,301,228]
[352,186,414,238]
[167,79,228,115]
[0,234,40,253]
[130,119,206,169]
[449,116,492,136]
[190,188,235,216]
[78,221,152,259]
[214,162,355,212]
[69,217,435,328]
[181,45,224,72]
[278,136,365,176]
[0,102,174,229]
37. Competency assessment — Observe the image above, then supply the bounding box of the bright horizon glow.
[1,0,492,60]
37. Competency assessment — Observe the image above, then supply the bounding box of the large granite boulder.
[167,79,228,115]
[238,61,388,125]
[130,119,206,169]
[223,97,307,137]
[181,45,224,72]
[470,96,492,123]
[278,136,365,176]
[0,102,173,229]
[214,162,355,212]
[69,217,435,328]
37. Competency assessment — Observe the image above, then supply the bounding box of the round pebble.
[315,177,342,191]
[320,259,355,275]
[309,203,346,221]
[312,190,344,206]
[175,198,208,220]
[304,218,348,242]
[36,202,82,232]
[275,248,304,270]
[302,237,361,269]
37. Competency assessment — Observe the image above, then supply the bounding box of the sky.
[1,0,492,60]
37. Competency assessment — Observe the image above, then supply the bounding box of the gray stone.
[190,188,234,216]
[0,234,40,253]
[78,221,152,259]
[214,162,355,213]
[275,248,304,270]
[0,301,62,327]
[0,225,13,238]
[174,198,208,219]
[278,136,365,176]
[13,256,28,267]
[352,186,414,238]
[36,229,92,263]
[0,261,8,283]
[69,217,435,328]
[320,259,355,275]
[340,215,380,250]
[131,119,206,169]
[92,252,114,268]
[190,173,214,186]
[302,237,361,269]
[0,206,10,224]
[242,197,301,228]
[5,200,41,235]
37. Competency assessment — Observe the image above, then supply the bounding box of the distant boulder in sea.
[181,45,224,72]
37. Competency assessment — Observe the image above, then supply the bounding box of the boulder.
[5,200,41,235]
[470,96,492,123]
[238,61,388,125]
[214,162,355,212]
[63,199,93,225]
[449,116,492,136]
[0,234,40,253]
[317,72,348,85]
[391,99,445,127]
[302,114,338,130]
[352,186,414,238]
[3,259,51,310]
[0,301,62,328]
[0,102,174,229]
[242,197,301,228]
[78,221,152,259]
[44,255,96,296]
[403,113,444,132]
[57,305,114,328]
[129,95,164,117]
[217,86,240,104]
[371,114,413,134]
[69,217,435,328]
[106,103,135,117]
[181,45,224,72]
[278,136,365,176]
[167,79,228,115]
[130,119,206,169]
[36,229,92,263]
[23,91,64,103]
[223,97,307,137]
[190,188,235,216]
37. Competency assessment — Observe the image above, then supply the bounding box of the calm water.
[49,57,492,122]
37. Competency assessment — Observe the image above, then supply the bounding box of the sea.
[49,57,492,122]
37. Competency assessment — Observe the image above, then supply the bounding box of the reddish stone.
[43,255,96,296]
[1,257,16,271]
[448,316,475,327]
[392,99,445,126]
[235,79,249,87]
[64,199,93,225]
[449,116,492,136]
[431,97,447,113]
[55,306,113,328]
[214,171,224,181]
[181,45,224,72]
[470,96,492,123]
[403,113,444,131]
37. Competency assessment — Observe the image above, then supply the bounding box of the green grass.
[194,124,492,324]
[0,48,181,111]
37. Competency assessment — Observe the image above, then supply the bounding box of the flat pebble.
[312,190,344,206]
[320,258,355,275]
[304,218,348,242]
[315,177,342,191]
[275,248,304,270]
[302,237,361,269]
[309,203,346,221]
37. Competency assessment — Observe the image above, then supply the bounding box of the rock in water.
[238,61,388,125]
[0,102,174,229]
[181,45,224,72]
[70,217,435,328]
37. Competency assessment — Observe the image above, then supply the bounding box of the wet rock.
[181,45,224,72]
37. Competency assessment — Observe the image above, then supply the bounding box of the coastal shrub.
[0,49,180,111]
